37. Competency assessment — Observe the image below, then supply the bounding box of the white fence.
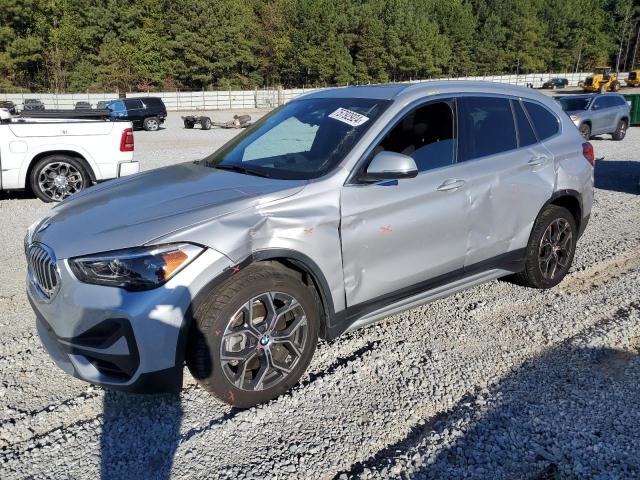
[0,72,631,112]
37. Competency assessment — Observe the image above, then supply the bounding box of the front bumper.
[27,247,232,393]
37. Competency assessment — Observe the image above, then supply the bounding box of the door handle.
[528,154,549,166]
[437,179,466,191]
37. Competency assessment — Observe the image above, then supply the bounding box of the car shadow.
[337,309,640,478]
[594,159,640,194]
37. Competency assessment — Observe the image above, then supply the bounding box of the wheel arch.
[25,150,97,191]
[175,249,336,371]
[544,190,583,235]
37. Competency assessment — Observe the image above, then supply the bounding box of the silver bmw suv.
[26,81,594,407]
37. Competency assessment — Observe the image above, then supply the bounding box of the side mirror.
[361,151,418,181]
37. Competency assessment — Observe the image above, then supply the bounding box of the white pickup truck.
[0,109,139,202]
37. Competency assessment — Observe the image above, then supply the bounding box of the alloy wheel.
[38,161,84,201]
[220,291,308,391]
[538,218,573,280]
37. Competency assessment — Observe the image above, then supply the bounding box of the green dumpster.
[622,94,640,126]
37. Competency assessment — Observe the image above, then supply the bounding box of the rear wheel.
[611,119,627,141]
[184,118,195,129]
[509,205,577,289]
[610,81,621,92]
[201,117,212,130]
[579,123,591,139]
[143,116,160,131]
[30,155,90,203]
[187,263,320,408]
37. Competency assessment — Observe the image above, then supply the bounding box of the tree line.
[0,0,637,93]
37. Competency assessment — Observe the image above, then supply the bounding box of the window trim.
[346,96,458,185]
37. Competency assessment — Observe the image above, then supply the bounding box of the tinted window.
[593,97,609,109]
[512,100,537,147]
[458,97,516,161]
[559,97,589,111]
[144,97,164,107]
[523,101,559,140]
[372,101,456,172]
[125,99,143,109]
[609,95,627,107]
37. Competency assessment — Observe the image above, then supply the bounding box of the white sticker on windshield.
[328,108,369,127]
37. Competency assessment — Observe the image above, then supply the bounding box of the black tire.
[186,262,320,408]
[201,117,212,130]
[579,123,591,139]
[610,81,621,92]
[184,119,195,129]
[143,116,160,131]
[509,205,577,289]
[611,119,627,141]
[29,155,90,203]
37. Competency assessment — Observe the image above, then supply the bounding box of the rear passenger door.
[457,96,556,268]
[124,99,145,127]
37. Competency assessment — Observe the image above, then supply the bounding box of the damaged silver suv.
[26,82,594,407]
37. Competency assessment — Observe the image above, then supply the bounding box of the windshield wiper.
[214,163,271,178]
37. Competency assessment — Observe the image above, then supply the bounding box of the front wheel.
[30,155,90,202]
[611,119,627,141]
[187,263,320,408]
[579,123,591,140]
[201,117,212,130]
[509,205,577,289]
[143,116,160,131]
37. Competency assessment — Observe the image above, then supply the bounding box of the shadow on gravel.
[594,159,640,194]
[338,309,640,479]
[100,391,183,479]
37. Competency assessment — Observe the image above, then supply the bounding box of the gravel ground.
[0,112,639,479]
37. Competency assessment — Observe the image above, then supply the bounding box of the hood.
[31,162,306,259]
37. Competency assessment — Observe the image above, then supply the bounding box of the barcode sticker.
[328,108,369,127]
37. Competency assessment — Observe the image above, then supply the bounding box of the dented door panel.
[462,144,555,267]
[340,168,468,307]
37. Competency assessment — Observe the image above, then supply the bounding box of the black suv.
[542,78,569,89]
[105,97,167,131]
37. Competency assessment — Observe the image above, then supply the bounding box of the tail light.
[582,142,594,167]
[120,128,134,152]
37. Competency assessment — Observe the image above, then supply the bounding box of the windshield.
[201,97,389,180]
[559,97,590,111]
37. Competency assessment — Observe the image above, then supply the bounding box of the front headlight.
[570,115,579,123]
[69,243,204,290]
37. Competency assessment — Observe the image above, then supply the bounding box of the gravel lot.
[1,112,639,479]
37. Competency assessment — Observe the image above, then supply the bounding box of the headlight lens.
[69,243,204,290]
[570,115,579,122]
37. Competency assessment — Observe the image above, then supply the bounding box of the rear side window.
[610,96,627,107]
[523,101,559,140]
[458,96,516,161]
[125,99,143,109]
[511,100,537,147]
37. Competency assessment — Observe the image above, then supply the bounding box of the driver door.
[340,99,469,308]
